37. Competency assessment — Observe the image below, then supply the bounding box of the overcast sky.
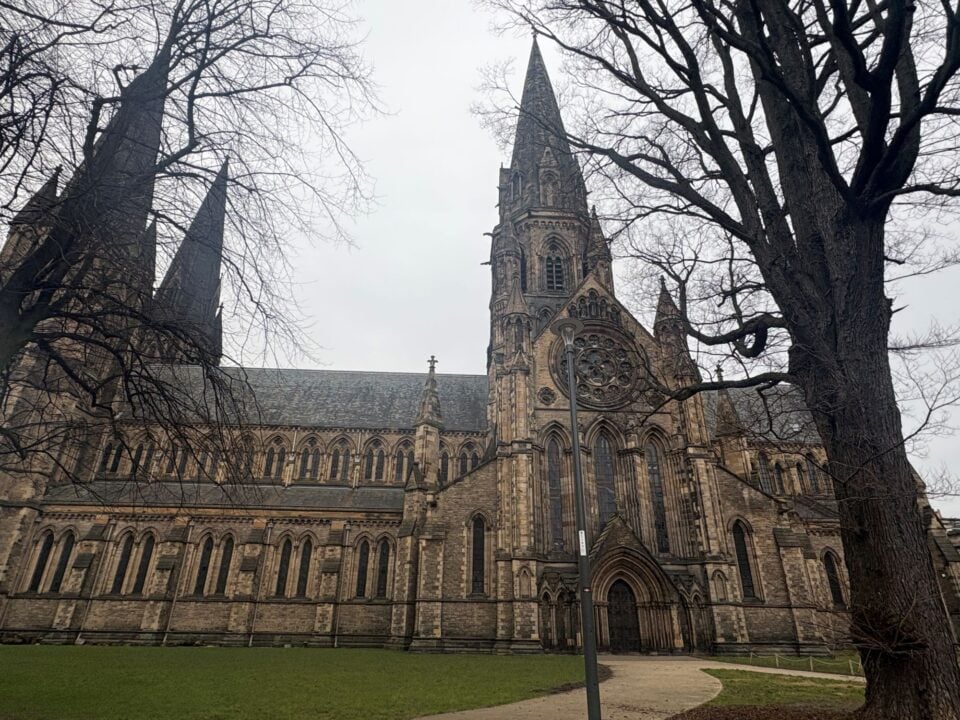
[274,1,960,517]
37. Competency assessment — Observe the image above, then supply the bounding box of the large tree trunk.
[792,221,960,720]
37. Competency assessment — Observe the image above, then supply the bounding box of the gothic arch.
[296,436,324,481]
[592,546,683,653]
[584,418,627,449]
[538,422,571,449]
[728,517,763,601]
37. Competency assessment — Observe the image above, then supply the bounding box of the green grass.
[703,669,864,710]
[0,646,585,720]
[704,652,862,677]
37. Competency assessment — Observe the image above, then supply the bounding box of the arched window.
[376,540,390,598]
[732,522,756,600]
[131,443,145,476]
[330,442,351,482]
[594,432,617,527]
[774,464,786,494]
[275,539,292,597]
[296,539,312,597]
[299,440,321,481]
[439,450,450,487]
[520,248,528,292]
[99,442,114,473]
[100,442,122,474]
[264,441,285,482]
[757,453,773,493]
[458,450,468,477]
[364,441,385,481]
[134,443,155,478]
[795,462,806,494]
[824,552,846,608]
[511,172,522,201]
[646,441,670,554]
[394,443,413,483]
[111,535,134,594]
[27,532,54,592]
[541,172,559,206]
[545,256,565,292]
[48,532,75,593]
[806,455,821,494]
[355,540,370,598]
[470,450,480,469]
[132,535,155,595]
[546,438,564,550]
[214,537,234,595]
[194,537,214,595]
[471,517,486,594]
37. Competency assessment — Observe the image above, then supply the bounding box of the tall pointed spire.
[586,205,614,290]
[416,355,443,428]
[10,168,61,227]
[155,160,228,363]
[59,43,170,248]
[507,38,587,214]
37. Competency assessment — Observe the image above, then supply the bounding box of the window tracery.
[733,522,757,600]
[356,540,370,598]
[27,531,54,592]
[131,535,155,595]
[546,438,564,550]
[194,536,214,595]
[275,538,292,597]
[214,537,234,595]
[594,432,617,527]
[296,539,312,597]
[646,440,670,554]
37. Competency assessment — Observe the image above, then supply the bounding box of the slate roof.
[703,385,821,444]
[139,366,489,432]
[43,480,404,512]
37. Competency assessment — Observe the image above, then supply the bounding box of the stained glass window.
[594,433,617,526]
[646,442,670,554]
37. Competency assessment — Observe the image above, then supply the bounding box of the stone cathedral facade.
[2,41,959,654]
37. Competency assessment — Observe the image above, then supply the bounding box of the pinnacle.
[10,168,61,226]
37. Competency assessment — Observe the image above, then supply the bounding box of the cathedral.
[2,40,959,654]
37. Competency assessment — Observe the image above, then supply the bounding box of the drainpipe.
[248,522,273,647]
[75,519,116,643]
[162,523,192,646]
[331,522,349,648]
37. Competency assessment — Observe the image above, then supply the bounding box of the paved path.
[417,656,864,720]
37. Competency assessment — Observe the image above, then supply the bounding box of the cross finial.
[428,355,438,371]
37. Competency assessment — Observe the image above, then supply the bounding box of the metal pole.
[564,338,603,720]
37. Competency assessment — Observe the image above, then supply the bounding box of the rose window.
[553,329,641,409]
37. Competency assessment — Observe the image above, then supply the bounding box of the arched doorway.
[607,579,641,653]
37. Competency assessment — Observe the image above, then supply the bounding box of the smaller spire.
[587,206,612,262]
[655,276,682,330]
[416,355,443,428]
[504,275,528,317]
[11,168,61,227]
[716,380,742,436]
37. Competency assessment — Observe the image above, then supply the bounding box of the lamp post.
[551,317,602,720]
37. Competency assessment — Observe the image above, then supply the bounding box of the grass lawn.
[703,652,862,677]
[0,646,586,720]
[705,668,863,709]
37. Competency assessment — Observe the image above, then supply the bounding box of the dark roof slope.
[703,385,821,444]
[139,366,489,432]
[44,480,404,512]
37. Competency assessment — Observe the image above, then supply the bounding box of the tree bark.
[790,219,960,720]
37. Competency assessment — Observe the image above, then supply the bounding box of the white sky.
[276,1,960,517]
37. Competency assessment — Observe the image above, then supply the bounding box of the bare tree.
[0,0,374,487]
[480,1,960,717]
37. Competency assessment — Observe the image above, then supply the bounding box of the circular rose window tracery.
[552,327,643,409]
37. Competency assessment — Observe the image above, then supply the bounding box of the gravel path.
[417,656,863,720]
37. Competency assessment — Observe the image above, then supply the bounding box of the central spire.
[506,38,587,215]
